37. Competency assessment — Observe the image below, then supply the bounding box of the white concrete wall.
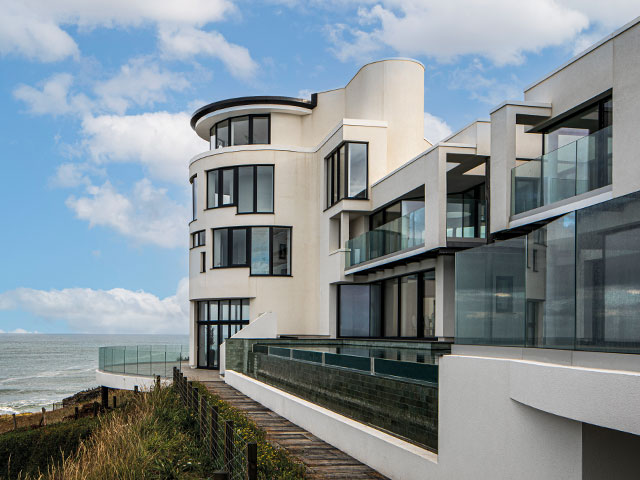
[95,370,171,391]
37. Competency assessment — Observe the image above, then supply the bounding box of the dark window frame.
[191,230,206,249]
[210,114,271,149]
[210,225,292,277]
[196,298,250,369]
[206,164,275,214]
[325,141,369,209]
[190,174,197,221]
[337,269,437,340]
[200,251,206,273]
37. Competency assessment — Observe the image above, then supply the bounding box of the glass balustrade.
[345,207,425,268]
[512,126,612,215]
[98,345,187,378]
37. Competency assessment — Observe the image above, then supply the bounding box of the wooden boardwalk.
[192,373,388,479]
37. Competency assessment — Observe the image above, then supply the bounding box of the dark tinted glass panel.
[191,177,197,220]
[198,325,207,366]
[213,229,228,267]
[198,300,208,321]
[326,158,332,208]
[348,143,367,198]
[222,168,234,205]
[252,116,269,144]
[400,275,419,336]
[455,237,526,345]
[209,301,219,321]
[339,285,370,337]
[237,166,254,213]
[272,227,291,275]
[423,271,436,337]
[525,214,575,349]
[256,166,274,213]
[332,154,339,205]
[576,193,640,353]
[370,283,382,336]
[339,146,346,200]
[216,120,229,148]
[207,170,218,208]
[241,299,250,320]
[384,279,399,336]
[251,227,270,275]
[231,229,247,265]
[231,116,249,145]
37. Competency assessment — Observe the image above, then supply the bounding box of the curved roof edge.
[190,95,318,130]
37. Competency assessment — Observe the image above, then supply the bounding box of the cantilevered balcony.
[345,207,424,268]
[511,126,612,216]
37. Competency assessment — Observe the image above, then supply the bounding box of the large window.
[197,299,249,369]
[191,175,197,221]
[207,165,274,213]
[212,226,291,276]
[325,142,368,208]
[447,183,486,238]
[338,270,435,338]
[211,115,270,149]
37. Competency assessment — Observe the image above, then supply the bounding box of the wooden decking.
[191,372,388,479]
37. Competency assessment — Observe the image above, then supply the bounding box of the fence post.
[210,405,219,461]
[134,385,139,394]
[225,420,234,475]
[40,407,46,426]
[74,406,79,420]
[247,441,257,480]
[212,473,228,480]
[113,395,117,409]
[101,386,109,408]
[187,381,193,411]
[12,413,16,431]
[155,375,161,390]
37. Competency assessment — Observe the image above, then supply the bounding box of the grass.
[6,384,305,479]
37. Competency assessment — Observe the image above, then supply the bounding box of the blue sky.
[0,0,637,334]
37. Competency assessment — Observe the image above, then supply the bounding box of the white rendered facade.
[188,20,640,479]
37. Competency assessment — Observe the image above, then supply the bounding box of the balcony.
[511,126,612,215]
[345,207,425,268]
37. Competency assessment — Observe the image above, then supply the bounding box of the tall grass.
[32,387,212,479]
[23,385,305,480]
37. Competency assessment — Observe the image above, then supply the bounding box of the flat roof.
[190,95,317,130]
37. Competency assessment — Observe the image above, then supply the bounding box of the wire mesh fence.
[173,367,257,480]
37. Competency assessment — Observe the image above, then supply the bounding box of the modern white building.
[187,17,640,480]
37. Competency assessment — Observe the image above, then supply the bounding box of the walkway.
[184,370,387,479]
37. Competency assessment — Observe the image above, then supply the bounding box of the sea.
[0,334,189,415]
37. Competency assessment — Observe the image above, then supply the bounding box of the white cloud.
[423,112,452,144]
[66,179,188,249]
[94,58,190,114]
[81,111,204,184]
[0,2,80,62]
[49,162,103,188]
[327,0,600,65]
[13,73,91,116]
[158,26,259,80]
[0,0,234,62]
[0,278,188,334]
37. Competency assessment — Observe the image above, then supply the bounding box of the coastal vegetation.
[1,384,305,479]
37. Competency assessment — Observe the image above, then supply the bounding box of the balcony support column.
[424,149,446,250]
[435,254,455,339]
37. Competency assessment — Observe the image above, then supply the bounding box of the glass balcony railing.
[98,345,187,378]
[511,126,612,215]
[346,207,425,268]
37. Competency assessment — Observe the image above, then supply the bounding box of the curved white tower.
[188,59,428,368]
